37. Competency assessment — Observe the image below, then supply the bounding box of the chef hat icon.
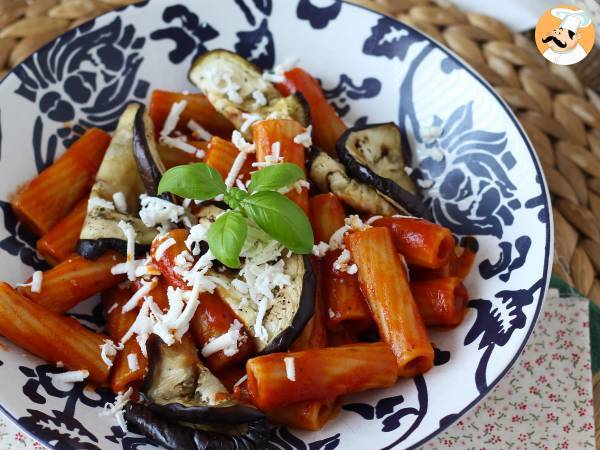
[550,8,592,33]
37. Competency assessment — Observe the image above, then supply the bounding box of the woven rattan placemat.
[1,0,600,446]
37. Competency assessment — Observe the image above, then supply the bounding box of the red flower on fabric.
[518,402,527,410]
[518,433,527,442]
[563,425,570,432]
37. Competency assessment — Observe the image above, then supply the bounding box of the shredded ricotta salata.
[99,387,133,432]
[284,356,296,382]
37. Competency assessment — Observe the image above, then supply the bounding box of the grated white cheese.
[122,278,158,313]
[155,237,176,260]
[112,192,128,214]
[283,356,296,382]
[346,264,358,275]
[240,113,262,133]
[16,270,44,293]
[127,353,139,371]
[328,308,335,319]
[185,222,211,255]
[333,248,353,273]
[214,71,244,104]
[48,370,89,390]
[262,57,298,83]
[234,374,248,388]
[420,125,443,144]
[56,361,64,368]
[225,150,249,188]
[99,387,133,432]
[100,339,123,368]
[417,178,434,189]
[160,135,201,155]
[88,197,115,211]
[161,100,187,138]
[187,119,213,141]
[366,215,383,225]
[139,195,186,229]
[312,242,330,258]
[236,178,248,191]
[117,221,137,281]
[107,303,119,314]
[231,130,255,154]
[293,125,312,147]
[279,179,310,195]
[404,166,414,175]
[252,90,267,106]
[201,319,245,358]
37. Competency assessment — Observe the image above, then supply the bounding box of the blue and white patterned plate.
[0,1,553,449]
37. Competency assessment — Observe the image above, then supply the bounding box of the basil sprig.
[158,162,313,268]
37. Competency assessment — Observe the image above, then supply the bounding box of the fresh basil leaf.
[224,187,250,210]
[158,163,226,199]
[247,163,305,193]
[207,210,248,269]
[241,191,314,254]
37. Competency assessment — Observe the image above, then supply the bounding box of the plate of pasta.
[0,1,552,449]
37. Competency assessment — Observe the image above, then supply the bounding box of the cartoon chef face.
[542,26,581,53]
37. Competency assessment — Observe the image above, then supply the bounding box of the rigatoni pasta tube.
[253,119,309,213]
[11,128,111,236]
[277,68,347,157]
[410,277,469,326]
[148,90,234,137]
[190,292,256,374]
[246,342,397,410]
[102,286,150,393]
[205,136,255,181]
[0,283,111,383]
[266,399,340,431]
[345,227,434,376]
[309,193,372,332]
[36,197,88,265]
[18,252,125,314]
[371,216,454,269]
[309,193,346,244]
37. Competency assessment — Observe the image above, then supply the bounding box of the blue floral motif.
[105,426,154,450]
[479,236,531,282]
[296,0,342,29]
[525,175,550,224]
[416,102,517,239]
[363,17,425,61]
[464,277,545,393]
[234,0,272,25]
[343,376,428,441]
[322,74,381,122]
[269,427,340,450]
[235,18,275,70]
[0,200,49,271]
[14,17,149,151]
[18,364,115,450]
[150,5,219,64]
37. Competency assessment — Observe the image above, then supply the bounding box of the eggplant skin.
[308,149,397,216]
[259,255,315,355]
[125,403,271,450]
[133,105,166,197]
[76,238,149,260]
[148,403,265,426]
[336,123,432,219]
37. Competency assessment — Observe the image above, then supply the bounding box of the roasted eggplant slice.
[337,123,431,218]
[125,403,270,450]
[133,104,168,197]
[77,104,158,259]
[188,49,309,139]
[308,148,398,216]
[214,254,315,354]
[142,338,264,425]
[194,206,316,354]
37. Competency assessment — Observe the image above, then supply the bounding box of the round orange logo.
[534,5,595,65]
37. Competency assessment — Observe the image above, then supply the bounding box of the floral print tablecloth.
[0,289,593,450]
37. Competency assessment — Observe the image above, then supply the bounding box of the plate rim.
[0,1,554,449]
